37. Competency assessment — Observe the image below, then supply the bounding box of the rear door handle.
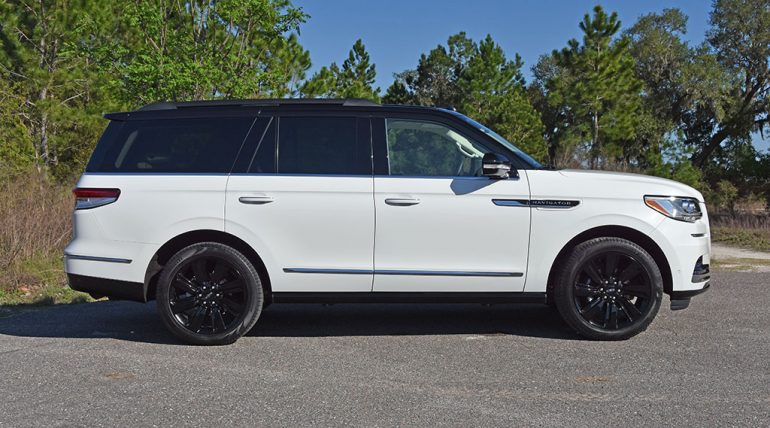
[385,198,420,206]
[239,196,274,205]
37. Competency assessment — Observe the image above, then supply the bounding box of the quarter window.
[386,119,490,177]
[277,117,370,175]
[87,117,255,173]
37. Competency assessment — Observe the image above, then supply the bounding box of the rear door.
[225,114,374,292]
[372,116,531,292]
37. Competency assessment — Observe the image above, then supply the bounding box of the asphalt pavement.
[0,271,768,427]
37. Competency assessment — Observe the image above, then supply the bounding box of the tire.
[553,237,662,340]
[156,242,264,345]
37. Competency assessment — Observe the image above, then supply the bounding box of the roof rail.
[137,98,380,111]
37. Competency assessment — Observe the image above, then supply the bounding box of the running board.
[270,292,547,305]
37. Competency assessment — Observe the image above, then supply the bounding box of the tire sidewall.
[156,242,263,345]
[555,238,663,340]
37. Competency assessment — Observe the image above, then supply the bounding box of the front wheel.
[554,237,663,340]
[156,242,263,345]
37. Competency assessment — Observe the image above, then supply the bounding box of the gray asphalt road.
[1,272,768,427]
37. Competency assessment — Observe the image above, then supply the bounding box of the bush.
[0,172,85,304]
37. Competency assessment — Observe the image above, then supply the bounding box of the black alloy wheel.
[169,256,247,335]
[572,251,654,330]
[554,237,663,340]
[157,242,263,345]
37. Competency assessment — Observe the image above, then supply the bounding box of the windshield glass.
[441,109,543,169]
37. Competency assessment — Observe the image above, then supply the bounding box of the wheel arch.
[545,225,672,304]
[144,230,272,302]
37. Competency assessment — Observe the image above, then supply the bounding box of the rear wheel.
[554,237,662,340]
[156,242,263,345]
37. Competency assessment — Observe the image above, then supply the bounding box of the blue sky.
[292,0,767,151]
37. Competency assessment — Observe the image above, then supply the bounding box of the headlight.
[644,196,702,222]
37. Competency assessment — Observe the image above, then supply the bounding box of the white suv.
[65,99,711,345]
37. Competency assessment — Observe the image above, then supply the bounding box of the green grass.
[0,253,93,308]
[711,226,770,252]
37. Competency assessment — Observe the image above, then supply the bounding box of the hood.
[550,169,705,202]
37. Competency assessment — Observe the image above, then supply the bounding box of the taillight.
[72,188,121,210]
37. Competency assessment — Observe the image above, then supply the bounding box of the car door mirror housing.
[482,153,516,179]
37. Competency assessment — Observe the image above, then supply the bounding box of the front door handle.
[385,198,420,206]
[239,196,274,205]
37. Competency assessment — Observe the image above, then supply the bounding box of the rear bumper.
[67,273,146,302]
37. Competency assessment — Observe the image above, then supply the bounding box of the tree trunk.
[591,112,599,169]
[690,126,731,168]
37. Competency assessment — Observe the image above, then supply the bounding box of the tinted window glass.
[386,119,491,176]
[230,117,271,173]
[86,117,255,173]
[278,117,370,175]
[248,118,277,173]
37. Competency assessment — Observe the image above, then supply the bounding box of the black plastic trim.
[270,292,546,304]
[669,282,710,300]
[67,273,146,302]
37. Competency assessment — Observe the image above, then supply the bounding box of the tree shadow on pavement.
[0,300,579,344]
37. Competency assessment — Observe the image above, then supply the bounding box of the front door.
[372,117,531,292]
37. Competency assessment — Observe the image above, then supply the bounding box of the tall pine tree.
[384,33,547,162]
[547,6,643,168]
[301,39,379,101]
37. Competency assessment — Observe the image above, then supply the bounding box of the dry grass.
[710,213,770,252]
[0,172,90,305]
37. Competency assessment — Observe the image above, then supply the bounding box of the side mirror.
[482,153,515,179]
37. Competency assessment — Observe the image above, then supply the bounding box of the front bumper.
[669,281,710,310]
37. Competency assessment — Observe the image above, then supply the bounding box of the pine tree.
[301,39,380,101]
[548,6,643,168]
[459,36,546,160]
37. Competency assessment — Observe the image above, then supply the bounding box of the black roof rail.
[137,98,380,111]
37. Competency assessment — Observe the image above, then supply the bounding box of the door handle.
[385,198,420,206]
[238,196,274,205]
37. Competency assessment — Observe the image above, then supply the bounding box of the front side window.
[386,119,491,177]
[278,117,370,175]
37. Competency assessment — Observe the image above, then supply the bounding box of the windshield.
[441,109,543,169]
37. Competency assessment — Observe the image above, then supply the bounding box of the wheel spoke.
[211,260,228,283]
[602,301,612,326]
[192,259,210,282]
[608,303,619,329]
[618,262,643,283]
[220,279,244,294]
[617,296,642,320]
[580,298,604,320]
[210,308,226,332]
[187,307,207,332]
[171,296,198,314]
[173,273,199,294]
[623,283,651,298]
[583,261,604,285]
[604,252,619,278]
[222,297,244,315]
[574,283,600,297]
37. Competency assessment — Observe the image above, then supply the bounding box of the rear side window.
[277,117,370,175]
[86,117,255,173]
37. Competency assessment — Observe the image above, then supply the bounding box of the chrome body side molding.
[283,268,522,277]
